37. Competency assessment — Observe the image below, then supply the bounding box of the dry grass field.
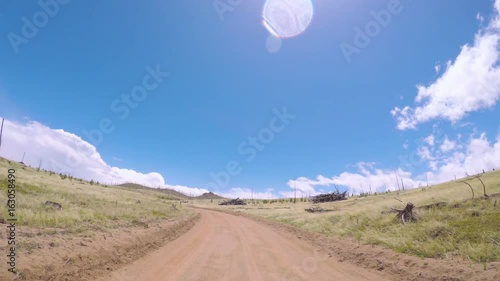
[0,157,192,231]
[0,156,198,280]
[193,170,500,263]
[1,154,499,279]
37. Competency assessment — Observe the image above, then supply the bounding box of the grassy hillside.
[194,170,500,262]
[117,182,189,200]
[195,192,225,200]
[0,157,192,231]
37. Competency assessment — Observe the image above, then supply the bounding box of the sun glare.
[262,0,314,38]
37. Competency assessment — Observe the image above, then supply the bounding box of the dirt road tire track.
[209,208,500,281]
[100,209,387,281]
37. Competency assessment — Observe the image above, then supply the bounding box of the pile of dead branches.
[218,198,246,206]
[311,191,347,203]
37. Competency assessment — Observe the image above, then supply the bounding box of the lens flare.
[266,34,282,53]
[262,0,314,38]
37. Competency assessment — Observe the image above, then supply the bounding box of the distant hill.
[195,192,225,200]
[117,183,189,199]
[117,183,224,200]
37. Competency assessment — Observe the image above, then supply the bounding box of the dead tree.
[460,180,475,199]
[391,202,416,224]
[474,175,488,197]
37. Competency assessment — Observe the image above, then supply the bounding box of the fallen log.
[304,204,336,213]
[45,201,62,210]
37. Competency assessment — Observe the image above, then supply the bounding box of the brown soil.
[99,208,388,281]
[0,215,199,281]
[222,209,500,281]
[3,208,499,280]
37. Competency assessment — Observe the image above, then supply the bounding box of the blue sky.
[1,0,500,198]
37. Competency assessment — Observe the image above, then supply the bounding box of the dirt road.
[100,209,387,281]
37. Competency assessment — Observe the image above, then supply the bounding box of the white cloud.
[165,184,209,197]
[417,146,434,161]
[434,63,441,74]
[427,132,500,183]
[429,161,438,171]
[287,175,336,196]
[403,140,409,149]
[0,118,188,191]
[496,0,500,28]
[287,163,426,196]
[440,136,457,153]
[221,187,276,199]
[287,128,500,196]
[424,134,435,146]
[332,166,425,194]
[392,0,500,130]
[477,12,485,24]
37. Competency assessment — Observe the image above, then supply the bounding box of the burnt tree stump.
[391,202,416,224]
